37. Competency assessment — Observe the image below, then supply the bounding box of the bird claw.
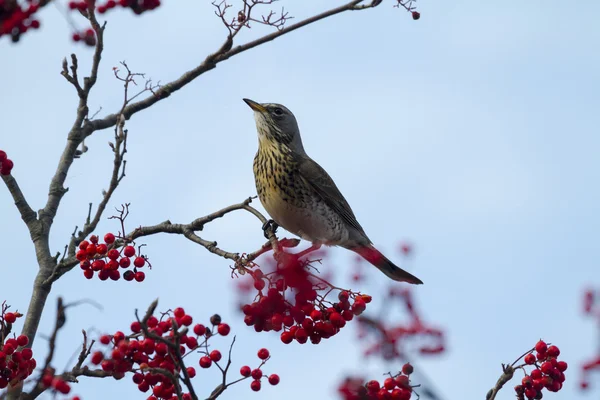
[262,219,279,239]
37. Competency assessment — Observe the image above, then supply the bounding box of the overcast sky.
[2,1,600,399]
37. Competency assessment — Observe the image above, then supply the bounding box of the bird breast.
[253,146,349,245]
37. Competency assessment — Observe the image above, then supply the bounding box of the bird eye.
[272,107,284,116]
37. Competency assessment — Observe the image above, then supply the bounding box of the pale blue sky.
[1,1,599,399]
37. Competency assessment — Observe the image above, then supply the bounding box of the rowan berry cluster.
[0,1,41,43]
[71,28,96,46]
[358,287,445,360]
[239,348,280,392]
[0,150,14,176]
[39,372,75,396]
[77,233,149,282]
[350,244,445,361]
[0,305,35,389]
[68,0,160,16]
[238,253,371,345]
[514,340,567,399]
[91,307,276,399]
[338,363,416,400]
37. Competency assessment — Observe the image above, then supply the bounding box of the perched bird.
[244,98,422,284]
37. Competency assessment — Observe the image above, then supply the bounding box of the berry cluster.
[238,253,371,345]
[238,348,280,392]
[0,150,14,176]
[0,1,41,43]
[0,306,36,389]
[358,287,445,360]
[68,0,160,16]
[514,340,567,399]
[91,308,276,399]
[581,288,600,389]
[350,244,445,361]
[338,363,416,400]
[71,28,96,46]
[39,372,77,396]
[76,233,148,282]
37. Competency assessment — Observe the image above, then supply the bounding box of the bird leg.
[262,219,279,239]
[294,243,322,259]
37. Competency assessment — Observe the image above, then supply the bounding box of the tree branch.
[1,174,37,227]
[45,196,282,284]
[84,0,380,135]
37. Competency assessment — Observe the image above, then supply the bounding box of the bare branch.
[1,174,37,227]
[84,0,381,135]
[45,197,280,284]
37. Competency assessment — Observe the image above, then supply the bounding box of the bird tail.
[350,244,423,284]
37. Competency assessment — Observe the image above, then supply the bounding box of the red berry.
[16,335,28,347]
[4,312,17,324]
[84,269,94,279]
[119,257,131,268]
[101,359,114,372]
[72,33,81,42]
[107,249,120,260]
[547,345,560,357]
[294,327,308,343]
[531,369,542,380]
[180,314,193,326]
[0,159,13,175]
[193,324,206,336]
[535,340,547,354]
[21,348,33,360]
[96,244,108,254]
[104,233,116,244]
[411,11,420,20]
[541,361,553,375]
[134,257,145,268]
[524,388,536,399]
[91,351,103,365]
[199,356,212,368]
[556,361,568,372]
[384,377,397,390]
[135,271,145,282]
[85,244,97,255]
[209,350,222,362]
[268,374,280,385]
[250,380,261,392]
[173,307,185,318]
[280,331,294,344]
[123,246,136,257]
[257,348,270,360]
[217,323,230,336]
[130,321,141,333]
[0,151,6,162]
[402,363,413,375]
[240,365,251,377]
[99,335,111,345]
[186,366,196,378]
[254,278,265,291]
[524,353,536,365]
[366,380,380,392]
[251,368,262,380]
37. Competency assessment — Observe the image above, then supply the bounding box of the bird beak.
[243,98,266,113]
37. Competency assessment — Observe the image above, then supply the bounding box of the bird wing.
[295,154,368,237]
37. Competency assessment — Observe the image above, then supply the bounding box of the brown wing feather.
[295,154,368,237]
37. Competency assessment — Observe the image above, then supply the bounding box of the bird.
[243,98,423,284]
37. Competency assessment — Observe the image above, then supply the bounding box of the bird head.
[243,98,306,154]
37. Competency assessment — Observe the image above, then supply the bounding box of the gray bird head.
[243,98,306,154]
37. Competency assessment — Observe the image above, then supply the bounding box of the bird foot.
[262,219,279,239]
